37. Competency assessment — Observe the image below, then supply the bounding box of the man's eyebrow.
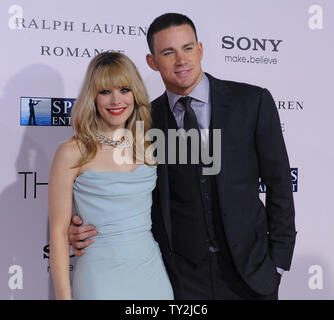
[159,47,174,54]
[183,41,196,47]
[159,42,196,54]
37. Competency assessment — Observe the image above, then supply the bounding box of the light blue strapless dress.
[72,165,173,300]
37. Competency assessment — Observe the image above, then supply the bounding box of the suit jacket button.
[200,178,207,184]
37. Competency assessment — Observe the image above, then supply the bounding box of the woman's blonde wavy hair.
[71,51,153,167]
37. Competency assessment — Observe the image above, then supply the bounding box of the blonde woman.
[48,52,173,300]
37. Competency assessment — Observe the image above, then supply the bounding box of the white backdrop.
[1,0,333,299]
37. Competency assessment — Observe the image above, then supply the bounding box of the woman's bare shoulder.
[53,137,83,166]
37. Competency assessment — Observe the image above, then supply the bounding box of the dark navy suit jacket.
[150,73,297,295]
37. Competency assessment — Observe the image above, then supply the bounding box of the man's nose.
[175,51,186,65]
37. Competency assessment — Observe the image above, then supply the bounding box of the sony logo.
[222,36,283,52]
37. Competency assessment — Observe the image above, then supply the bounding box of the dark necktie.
[178,96,202,161]
[178,96,199,131]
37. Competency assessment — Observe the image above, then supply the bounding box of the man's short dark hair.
[147,13,198,54]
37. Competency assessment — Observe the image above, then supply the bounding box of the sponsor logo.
[275,100,304,111]
[8,11,142,57]
[43,244,75,272]
[12,17,147,36]
[222,36,282,52]
[40,46,124,58]
[18,171,48,199]
[20,97,75,126]
[259,168,298,193]
[222,35,282,65]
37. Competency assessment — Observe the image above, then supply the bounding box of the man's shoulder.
[151,92,168,108]
[150,92,169,121]
[206,73,263,95]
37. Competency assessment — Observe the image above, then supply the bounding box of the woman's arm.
[48,140,80,300]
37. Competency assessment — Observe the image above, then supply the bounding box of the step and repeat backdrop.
[0,0,333,299]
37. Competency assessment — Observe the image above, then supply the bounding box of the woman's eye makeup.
[120,87,130,93]
[99,88,130,94]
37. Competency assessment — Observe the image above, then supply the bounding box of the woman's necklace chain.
[96,132,130,148]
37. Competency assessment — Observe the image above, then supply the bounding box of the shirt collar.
[166,73,210,111]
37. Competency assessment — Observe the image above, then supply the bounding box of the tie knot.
[178,96,192,110]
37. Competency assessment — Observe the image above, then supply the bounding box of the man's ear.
[146,54,159,71]
[198,41,204,61]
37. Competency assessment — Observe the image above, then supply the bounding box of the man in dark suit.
[69,13,296,299]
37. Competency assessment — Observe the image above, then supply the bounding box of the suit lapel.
[206,73,233,213]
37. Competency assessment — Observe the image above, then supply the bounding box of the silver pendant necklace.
[96,132,130,148]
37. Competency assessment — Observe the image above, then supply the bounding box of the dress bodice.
[73,164,157,244]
